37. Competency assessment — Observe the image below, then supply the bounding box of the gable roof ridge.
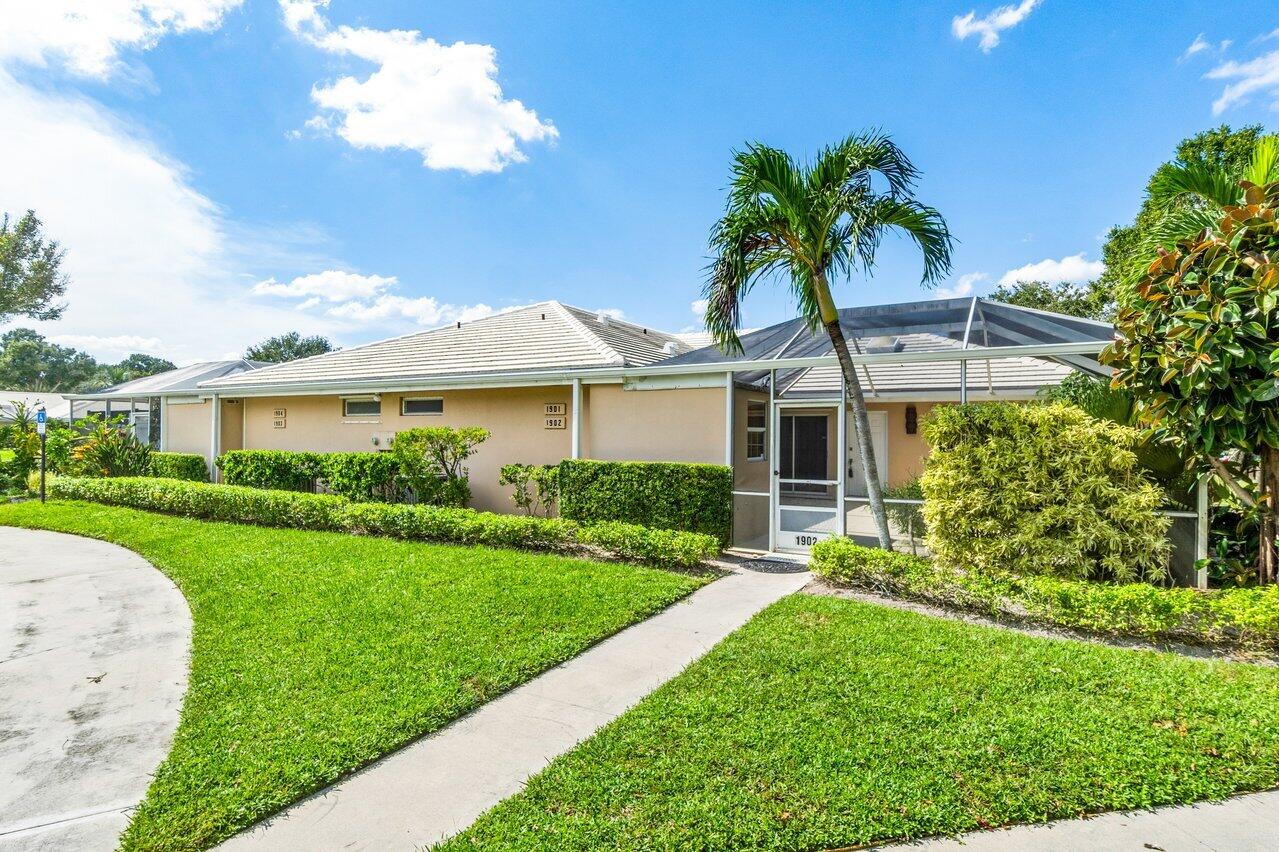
[548,301,626,365]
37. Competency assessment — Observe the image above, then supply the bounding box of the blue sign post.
[36,408,47,503]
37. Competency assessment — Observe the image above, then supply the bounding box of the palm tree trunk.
[824,317,893,550]
[1261,446,1279,584]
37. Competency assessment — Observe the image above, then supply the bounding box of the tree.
[245,332,333,363]
[701,133,953,549]
[1101,181,1279,582]
[91,353,176,388]
[0,328,97,391]
[1101,125,1274,294]
[0,211,68,325]
[988,279,1115,321]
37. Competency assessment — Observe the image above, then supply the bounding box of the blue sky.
[1,1,1277,362]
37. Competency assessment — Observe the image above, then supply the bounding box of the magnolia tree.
[1102,181,1279,582]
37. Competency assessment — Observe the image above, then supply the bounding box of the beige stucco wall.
[586,384,726,464]
[240,387,574,512]
[163,398,244,460]
[870,401,935,487]
[733,390,770,492]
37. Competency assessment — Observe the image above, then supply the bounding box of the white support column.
[159,396,169,451]
[570,379,582,460]
[1195,477,1210,589]
[959,358,968,404]
[724,371,734,468]
[836,381,847,538]
[767,369,778,553]
[209,394,221,481]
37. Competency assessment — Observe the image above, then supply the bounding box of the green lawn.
[0,500,706,852]
[443,594,1279,851]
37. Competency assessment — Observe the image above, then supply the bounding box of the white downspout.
[1195,477,1210,589]
[836,377,847,538]
[768,369,777,553]
[724,371,734,467]
[209,394,221,481]
[159,396,169,451]
[570,378,582,459]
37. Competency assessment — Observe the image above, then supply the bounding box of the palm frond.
[1147,161,1241,209]
[1245,134,1279,186]
[853,198,954,285]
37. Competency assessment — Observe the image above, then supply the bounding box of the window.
[343,397,381,418]
[746,400,766,461]
[401,397,444,416]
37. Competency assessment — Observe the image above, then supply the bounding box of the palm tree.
[702,133,953,549]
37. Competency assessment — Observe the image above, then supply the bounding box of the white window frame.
[746,399,767,461]
[342,396,382,419]
[400,396,444,416]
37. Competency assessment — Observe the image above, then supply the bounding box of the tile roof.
[202,302,691,391]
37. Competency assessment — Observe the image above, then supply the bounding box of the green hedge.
[148,452,209,482]
[921,402,1170,583]
[49,476,720,568]
[811,537,1279,650]
[216,449,398,502]
[558,459,733,545]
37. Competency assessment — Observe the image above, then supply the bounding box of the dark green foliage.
[244,331,334,363]
[148,452,209,482]
[443,593,1279,850]
[48,476,721,568]
[558,459,733,545]
[72,417,151,477]
[498,463,560,516]
[392,426,489,508]
[988,279,1115,321]
[0,327,97,391]
[922,402,1170,582]
[811,537,1279,649]
[0,210,67,324]
[216,449,398,501]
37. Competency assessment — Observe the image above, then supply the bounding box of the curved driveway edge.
[0,526,191,852]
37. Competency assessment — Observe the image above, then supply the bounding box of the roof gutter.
[187,340,1109,399]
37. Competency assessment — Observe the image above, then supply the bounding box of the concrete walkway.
[0,527,191,852]
[877,788,1279,851]
[220,565,811,850]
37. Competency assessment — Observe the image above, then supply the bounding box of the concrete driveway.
[0,526,190,851]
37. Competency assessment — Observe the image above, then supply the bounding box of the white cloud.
[326,295,494,327]
[951,0,1040,52]
[1181,34,1211,62]
[935,272,988,299]
[594,307,626,320]
[690,298,709,316]
[0,69,337,362]
[253,270,397,302]
[998,253,1104,286]
[48,333,165,356]
[0,0,243,78]
[280,0,557,174]
[1207,50,1279,114]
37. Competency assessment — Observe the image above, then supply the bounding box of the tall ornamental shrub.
[921,402,1169,583]
[1102,181,1279,582]
[391,426,489,508]
[557,459,733,545]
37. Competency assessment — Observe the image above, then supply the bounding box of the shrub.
[576,521,719,568]
[392,426,489,508]
[320,452,399,502]
[72,417,151,477]
[217,449,322,491]
[48,476,718,568]
[148,452,209,482]
[884,476,925,554]
[921,402,1170,583]
[50,476,349,530]
[498,463,560,517]
[811,537,1279,649]
[558,459,733,545]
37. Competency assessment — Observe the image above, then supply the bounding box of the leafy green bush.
[72,418,151,477]
[884,477,925,553]
[577,521,720,568]
[811,537,1279,649]
[498,463,560,516]
[217,450,322,491]
[48,476,719,568]
[217,449,399,501]
[921,402,1170,583]
[392,426,489,508]
[148,452,209,482]
[558,459,733,545]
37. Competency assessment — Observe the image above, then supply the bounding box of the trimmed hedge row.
[148,452,209,482]
[558,459,733,545]
[811,537,1279,650]
[217,449,398,502]
[49,476,719,568]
